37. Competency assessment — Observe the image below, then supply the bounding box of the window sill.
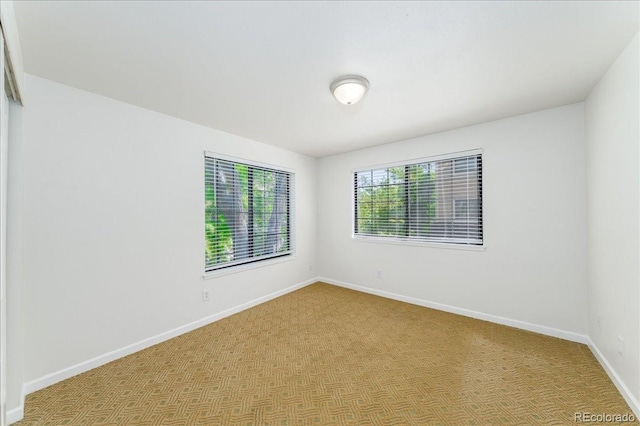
[203,254,297,280]
[352,235,486,251]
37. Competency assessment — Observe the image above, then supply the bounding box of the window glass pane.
[388,167,404,184]
[357,187,372,204]
[358,219,372,234]
[357,170,372,187]
[454,156,478,174]
[371,169,387,185]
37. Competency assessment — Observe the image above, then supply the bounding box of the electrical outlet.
[377,270,382,279]
[617,335,624,356]
[202,290,210,302]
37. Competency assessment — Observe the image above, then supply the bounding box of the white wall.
[6,99,24,417]
[317,104,588,338]
[585,33,639,406]
[21,75,317,385]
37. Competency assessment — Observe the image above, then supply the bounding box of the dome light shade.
[330,75,369,105]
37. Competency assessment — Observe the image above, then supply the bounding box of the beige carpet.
[15,283,638,425]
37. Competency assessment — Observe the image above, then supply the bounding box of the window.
[354,151,482,246]
[204,155,293,272]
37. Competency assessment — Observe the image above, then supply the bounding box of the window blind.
[205,156,293,272]
[354,152,482,245]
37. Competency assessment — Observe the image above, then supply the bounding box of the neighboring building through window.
[354,151,483,245]
[453,199,479,220]
[453,156,478,174]
[205,155,293,272]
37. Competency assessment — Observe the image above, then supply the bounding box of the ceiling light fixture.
[330,75,370,105]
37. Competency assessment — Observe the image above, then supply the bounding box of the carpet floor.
[15,282,638,425]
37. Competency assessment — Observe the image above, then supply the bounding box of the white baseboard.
[319,277,588,344]
[587,338,640,418]
[21,278,318,400]
[6,404,24,425]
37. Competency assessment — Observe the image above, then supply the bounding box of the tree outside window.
[205,157,292,272]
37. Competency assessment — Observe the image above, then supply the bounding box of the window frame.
[204,152,295,276]
[352,149,484,250]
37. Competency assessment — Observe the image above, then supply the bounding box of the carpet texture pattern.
[16,283,638,425]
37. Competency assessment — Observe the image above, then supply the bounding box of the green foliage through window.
[205,157,292,271]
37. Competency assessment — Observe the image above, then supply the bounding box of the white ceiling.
[13,1,640,158]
